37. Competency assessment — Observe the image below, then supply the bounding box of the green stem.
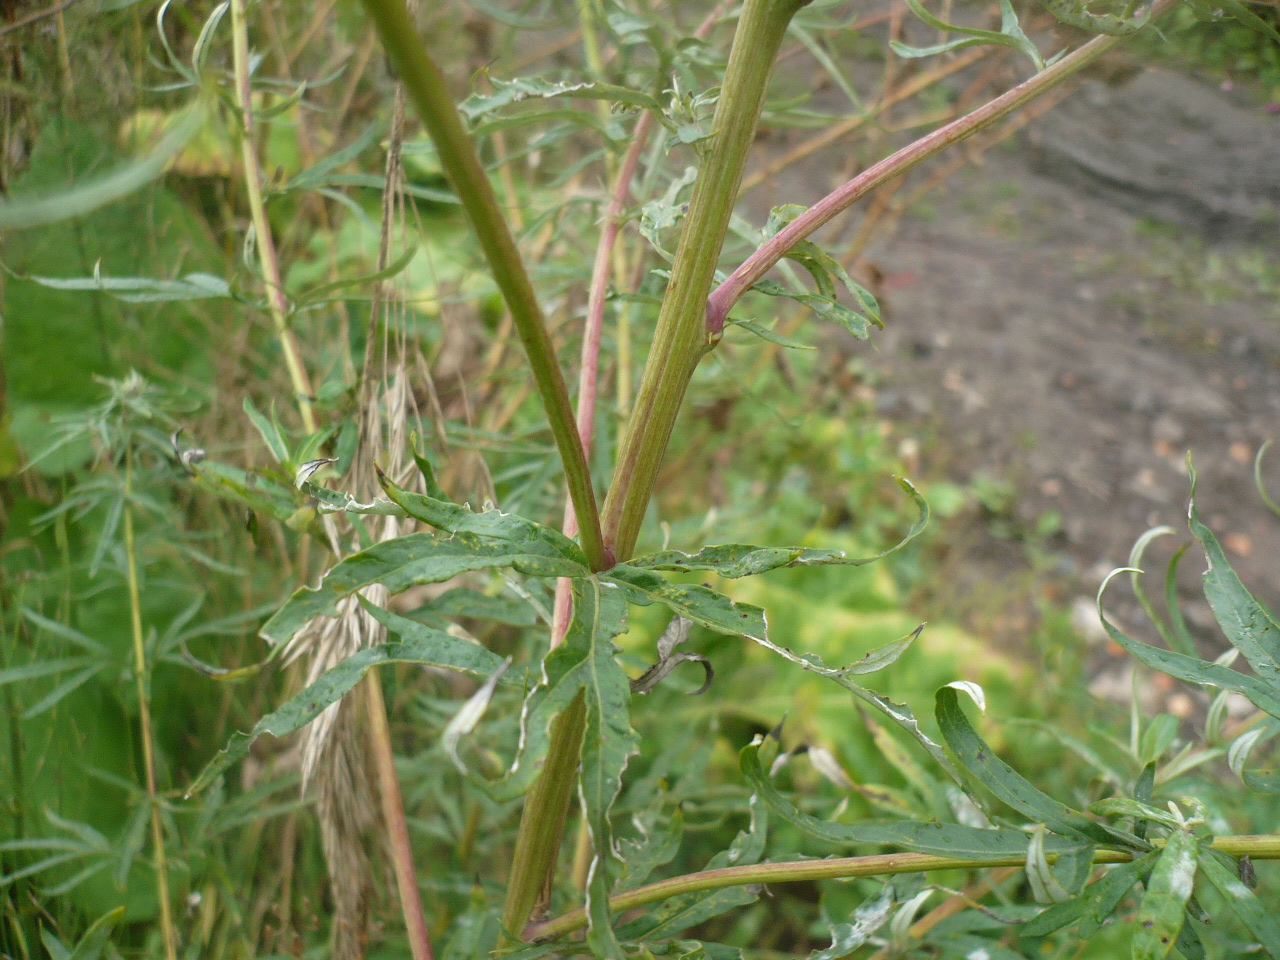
[500,694,587,939]
[529,833,1280,941]
[599,0,812,562]
[125,449,178,960]
[356,0,607,573]
[230,0,317,435]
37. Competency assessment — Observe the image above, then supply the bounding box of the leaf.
[0,102,206,229]
[741,738,1071,858]
[630,478,928,577]
[895,0,1045,70]
[442,658,512,773]
[458,75,662,123]
[1132,830,1197,960]
[188,614,510,794]
[811,886,896,960]
[1019,852,1158,937]
[378,468,588,565]
[243,398,289,465]
[1026,825,1074,904]
[1097,569,1280,719]
[282,120,380,193]
[935,686,1143,849]
[296,242,418,306]
[616,795,769,942]
[190,460,305,527]
[261,531,588,646]
[1088,798,1184,832]
[1189,467,1280,686]
[615,806,685,893]
[577,579,643,960]
[726,318,815,350]
[1196,849,1280,957]
[29,271,232,303]
[411,587,537,628]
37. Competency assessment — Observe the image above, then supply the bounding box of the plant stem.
[230,0,317,435]
[529,834,1280,941]
[364,668,434,960]
[124,448,178,960]
[706,0,1182,331]
[500,693,587,939]
[600,0,812,562]
[356,0,607,573]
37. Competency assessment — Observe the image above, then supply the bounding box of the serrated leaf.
[189,611,509,794]
[379,469,588,565]
[630,478,928,577]
[615,806,685,893]
[741,738,1070,858]
[1019,852,1158,937]
[935,686,1142,849]
[458,75,662,123]
[1189,471,1280,686]
[1132,830,1197,960]
[1196,849,1280,957]
[1097,570,1280,718]
[261,531,588,646]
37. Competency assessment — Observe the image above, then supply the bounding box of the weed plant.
[3,1,1280,959]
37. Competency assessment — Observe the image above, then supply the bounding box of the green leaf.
[0,102,206,230]
[1088,798,1184,832]
[811,886,895,960]
[1036,0,1151,36]
[458,75,663,123]
[261,531,588,645]
[243,398,289,466]
[411,587,537,628]
[1132,830,1197,960]
[896,0,1046,69]
[616,795,769,942]
[296,242,418,306]
[741,738,1069,858]
[379,469,588,565]
[1097,570,1280,719]
[1189,468,1280,686]
[189,612,509,794]
[1019,852,1158,937]
[282,121,381,193]
[935,686,1142,849]
[473,580,632,804]
[1139,713,1179,766]
[190,459,305,527]
[725,318,815,350]
[29,271,232,303]
[630,478,928,577]
[615,806,684,893]
[1196,849,1280,957]
[578,579,643,959]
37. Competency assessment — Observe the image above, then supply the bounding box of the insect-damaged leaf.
[1132,830,1197,960]
[188,610,509,795]
[935,686,1143,849]
[629,478,928,578]
[261,532,588,646]
[741,738,1071,859]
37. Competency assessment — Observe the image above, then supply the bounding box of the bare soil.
[776,65,1280,660]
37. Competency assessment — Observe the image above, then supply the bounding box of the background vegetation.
[2,1,1279,958]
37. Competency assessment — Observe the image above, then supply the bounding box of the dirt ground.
[768,63,1280,670]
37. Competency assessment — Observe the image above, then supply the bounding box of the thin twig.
[0,0,83,37]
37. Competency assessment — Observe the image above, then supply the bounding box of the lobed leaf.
[1132,830,1197,960]
[261,532,587,646]
[458,75,663,123]
[189,610,509,794]
[379,469,588,565]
